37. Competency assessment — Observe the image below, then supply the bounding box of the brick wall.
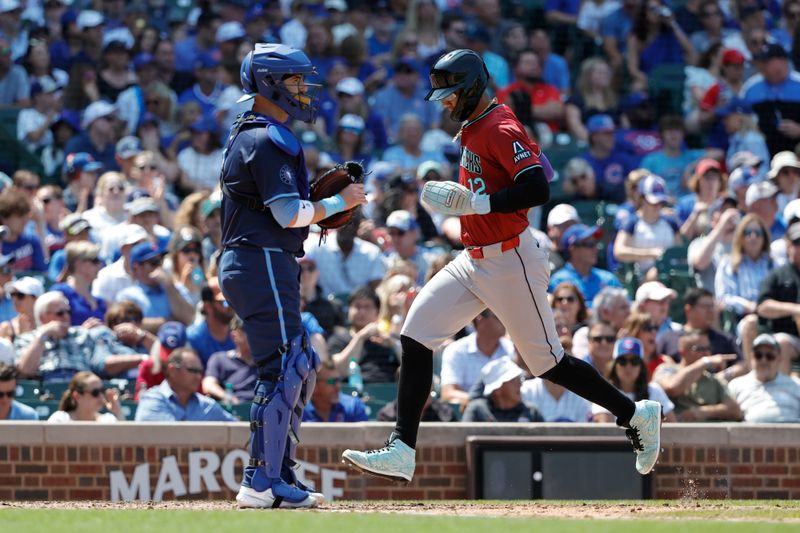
[1,423,799,501]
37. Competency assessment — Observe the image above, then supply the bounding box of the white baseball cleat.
[236,482,319,509]
[626,400,662,475]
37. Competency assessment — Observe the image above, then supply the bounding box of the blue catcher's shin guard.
[281,343,320,490]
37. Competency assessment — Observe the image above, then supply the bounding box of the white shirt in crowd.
[177,147,224,191]
[591,382,675,419]
[305,236,386,298]
[439,333,514,392]
[93,257,134,304]
[48,411,119,423]
[727,372,800,423]
[17,107,53,152]
[521,378,592,422]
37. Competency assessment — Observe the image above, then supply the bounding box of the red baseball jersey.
[458,104,543,247]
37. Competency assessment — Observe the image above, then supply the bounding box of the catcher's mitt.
[310,161,365,229]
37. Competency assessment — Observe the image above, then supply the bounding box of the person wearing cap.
[121,193,172,257]
[115,240,194,329]
[49,241,107,326]
[634,280,682,341]
[133,319,185,400]
[546,203,581,264]
[383,210,436,286]
[116,53,164,136]
[187,276,236,367]
[745,179,785,239]
[135,346,236,422]
[200,192,222,264]
[581,114,636,203]
[742,42,800,154]
[166,226,206,306]
[382,114,447,176]
[549,224,621,306]
[497,50,564,134]
[15,291,146,382]
[614,174,681,274]
[653,329,742,422]
[216,21,246,60]
[371,57,438,141]
[439,308,514,407]
[177,116,224,192]
[0,188,46,273]
[330,113,371,167]
[203,314,258,404]
[61,151,104,213]
[462,356,543,422]
[677,158,726,239]
[591,337,677,423]
[767,151,800,215]
[0,34,30,107]
[177,53,223,118]
[98,29,137,102]
[0,276,43,341]
[174,10,220,74]
[16,75,59,153]
[727,333,800,422]
[687,195,740,291]
[640,115,706,195]
[114,136,143,177]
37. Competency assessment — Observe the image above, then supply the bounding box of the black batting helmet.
[425,49,489,122]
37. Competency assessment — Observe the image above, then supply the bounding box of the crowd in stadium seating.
[1,0,800,424]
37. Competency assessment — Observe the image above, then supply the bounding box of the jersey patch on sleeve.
[280,164,294,185]
[512,140,533,164]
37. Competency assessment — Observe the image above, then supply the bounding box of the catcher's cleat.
[341,432,415,484]
[626,400,662,475]
[236,479,319,509]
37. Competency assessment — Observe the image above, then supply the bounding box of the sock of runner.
[540,354,636,426]
[393,335,433,449]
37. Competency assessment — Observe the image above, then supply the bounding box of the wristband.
[319,194,346,218]
[471,194,491,215]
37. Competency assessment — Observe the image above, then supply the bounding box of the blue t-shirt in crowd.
[600,6,634,55]
[49,283,107,326]
[301,392,369,422]
[549,262,622,308]
[135,380,235,422]
[187,320,235,367]
[0,295,15,322]
[2,234,46,273]
[543,53,571,94]
[117,283,190,320]
[640,149,705,194]
[5,400,39,420]
[582,150,637,203]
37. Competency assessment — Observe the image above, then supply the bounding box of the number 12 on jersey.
[467,177,486,194]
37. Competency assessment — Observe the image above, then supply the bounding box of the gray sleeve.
[269,196,301,228]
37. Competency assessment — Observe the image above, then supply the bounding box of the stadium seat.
[0,108,45,177]
[363,382,397,403]
[364,399,388,421]
[229,402,251,421]
[42,382,69,402]
[15,380,44,401]
[119,401,137,421]
[31,400,60,419]
[648,64,686,116]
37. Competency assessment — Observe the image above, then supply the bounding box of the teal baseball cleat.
[626,400,662,475]
[341,433,416,483]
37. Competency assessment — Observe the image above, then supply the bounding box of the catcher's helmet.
[425,49,489,122]
[239,43,322,123]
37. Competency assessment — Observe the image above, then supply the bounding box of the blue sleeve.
[603,271,622,288]
[666,215,681,233]
[621,214,638,234]
[134,393,175,421]
[251,128,303,205]
[351,398,369,422]
[48,250,65,281]
[30,235,46,272]
[302,311,325,336]
[269,196,300,228]
[207,401,237,422]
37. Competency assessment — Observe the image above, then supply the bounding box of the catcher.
[217,43,365,510]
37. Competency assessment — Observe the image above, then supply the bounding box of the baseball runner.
[342,49,662,482]
[217,43,365,509]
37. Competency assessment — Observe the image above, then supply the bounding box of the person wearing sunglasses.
[550,224,621,307]
[34,185,66,258]
[50,241,107,326]
[47,370,123,422]
[653,330,742,422]
[301,359,368,422]
[0,188,47,274]
[135,347,235,422]
[82,171,129,237]
[727,334,800,422]
[0,363,38,420]
[166,226,207,306]
[592,337,677,423]
[551,282,589,338]
[584,320,617,371]
[0,276,43,342]
[619,310,675,377]
[187,277,235,367]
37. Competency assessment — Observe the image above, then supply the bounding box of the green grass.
[2,502,799,533]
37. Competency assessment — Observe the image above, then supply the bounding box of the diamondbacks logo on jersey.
[512,141,532,164]
[461,147,482,174]
[280,164,294,185]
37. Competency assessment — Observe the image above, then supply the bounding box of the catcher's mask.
[425,49,489,122]
[239,43,322,123]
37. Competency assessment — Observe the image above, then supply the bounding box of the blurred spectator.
[0,254,13,321]
[329,114,371,167]
[600,0,639,71]
[42,111,79,184]
[641,115,705,195]
[497,49,565,134]
[695,48,747,142]
[135,347,235,422]
[376,173,438,241]
[199,193,222,264]
[728,334,800,422]
[298,256,343,338]
[98,301,156,375]
[328,76,388,153]
[688,197,739,290]
[583,320,617,370]
[0,276,42,341]
[549,224,621,305]
[678,159,726,239]
[306,212,386,297]
[98,29,137,101]
[47,370,123,422]
[463,356,543,422]
[653,329,742,421]
[440,308,512,407]
[0,35,31,107]
[529,28,571,95]
[115,241,194,329]
[83,172,128,237]
[551,281,589,338]
[545,203,580,271]
[153,39,193,95]
[376,273,415,339]
[371,57,437,142]
[565,57,618,141]
[716,214,773,317]
[378,389,455,422]
[767,151,800,215]
[134,320,184,400]
[64,100,122,171]
[544,0,580,56]
[302,359,369,422]
[745,180,784,240]
[581,114,636,203]
[177,117,223,192]
[635,281,681,340]
[17,76,59,153]
[203,315,256,404]
[0,188,46,273]
[577,0,620,58]
[129,150,179,221]
[464,23,510,91]
[33,185,66,260]
[384,210,435,286]
[521,375,591,422]
[24,34,69,89]
[328,286,399,383]
[174,11,219,73]
[50,241,106,326]
[689,1,738,54]
[62,151,104,213]
[719,99,770,174]
[592,287,632,331]
[15,292,143,382]
[591,337,677,422]
[382,113,446,175]
[121,195,171,258]
[626,1,696,91]
[614,174,681,274]
[619,310,673,376]
[0,363,38,420]
[116,54,161,135]
[166,226,206,306]
[93,224,148,305]
[188,277,235,367]
[742,43,800,154]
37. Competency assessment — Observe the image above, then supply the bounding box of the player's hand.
[339,183,366,210]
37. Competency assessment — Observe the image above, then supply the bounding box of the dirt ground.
[3,500,798,521]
